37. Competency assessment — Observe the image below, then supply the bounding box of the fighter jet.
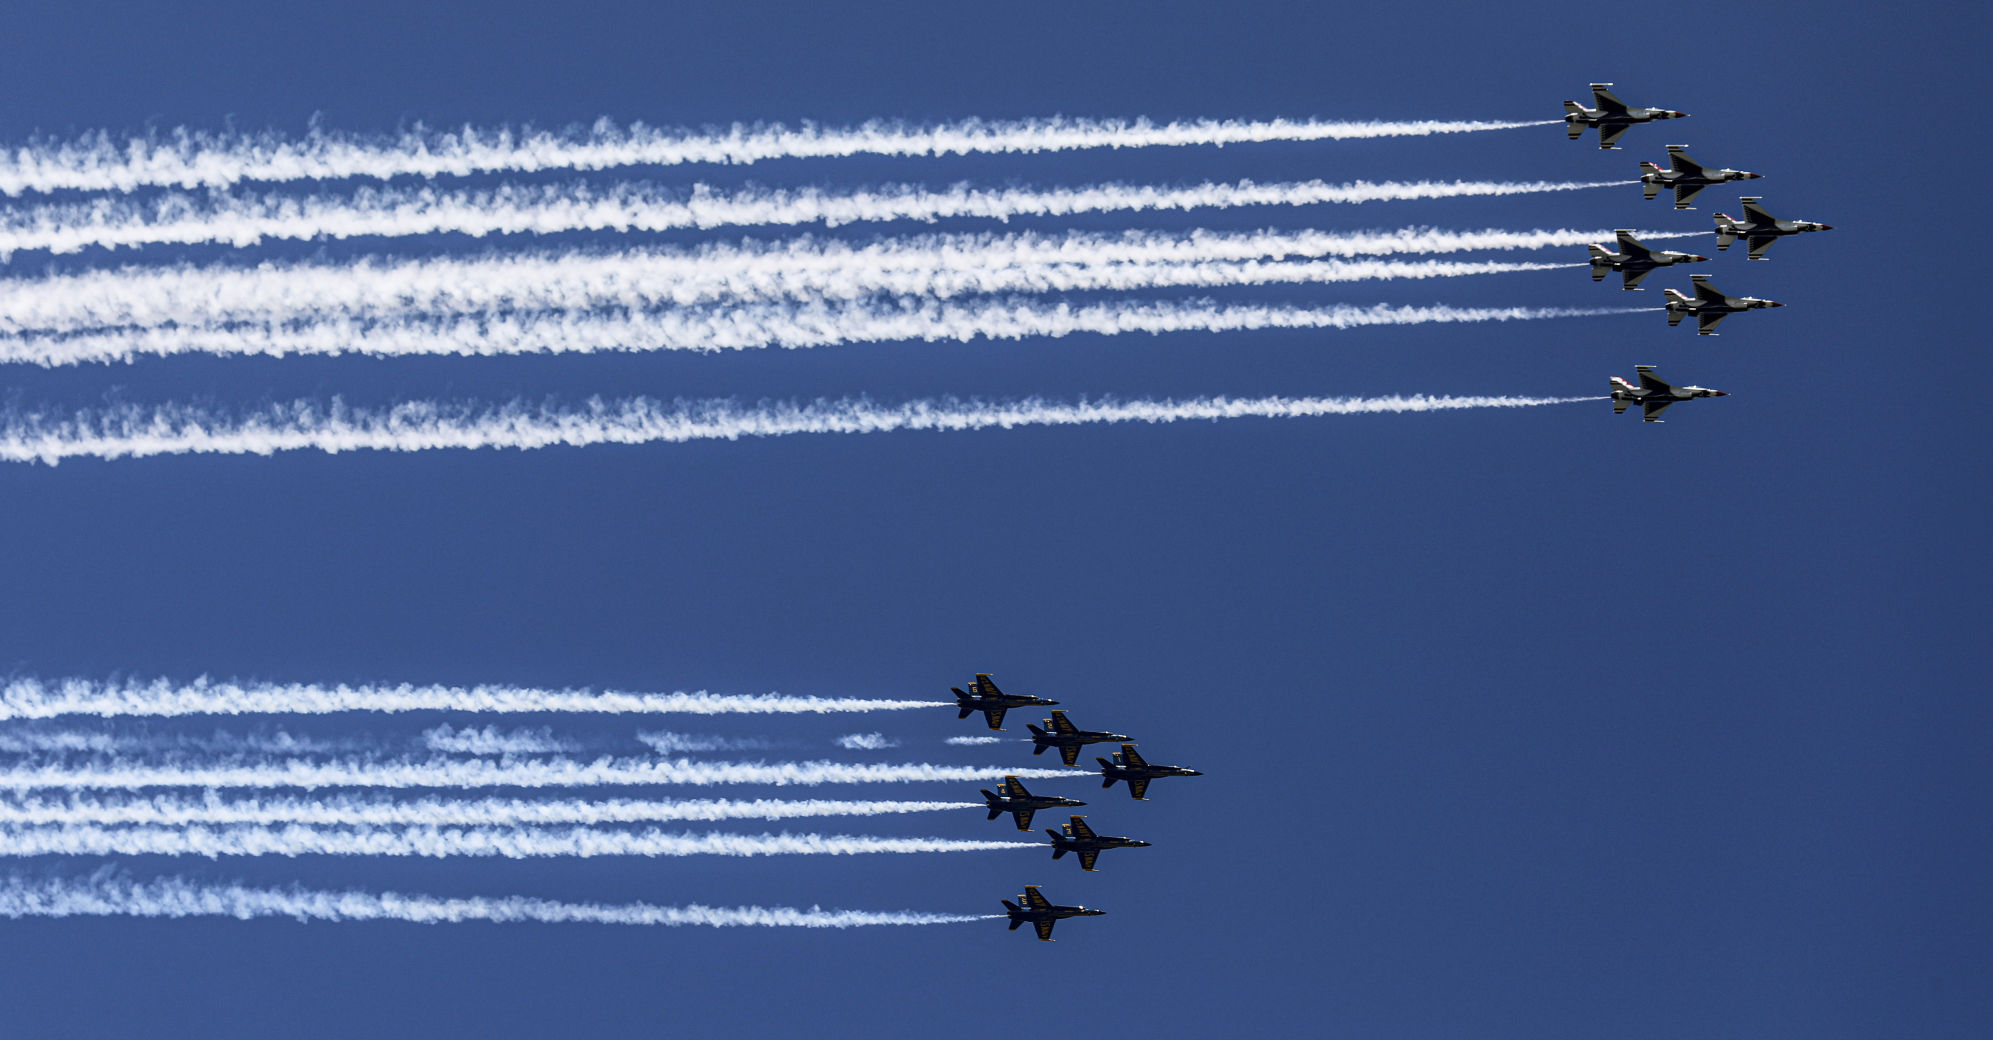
[1639,145,1761,209]
[1002,885,1104,941]
[1563,83,1687,150]
[1027,711,1132,767]
[1045,815,1151,872]
[1663,274,1784,335]
[1096,744,1203,801]
[1587,230,1709,290]
[981,775,1086,831]
[1714,197,1834,260]
[951,673,1057,731]
[1610,365,1728,423]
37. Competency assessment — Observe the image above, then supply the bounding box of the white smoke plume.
[0,824,1038,859]
[0,177,1627,258]
[835,733,898,750]
[0,792,977,827]
[0,728,351,755]
[0,391,1608,467]
[0,676,943,720]
[0,754,1085,790]
[635,732,772,754]
[0,872,993,927]
[0,116,1560,196]
[420,725,576,755]
[0,297,1641,367]
[0,225,1623,335]
[944,736,1009,746]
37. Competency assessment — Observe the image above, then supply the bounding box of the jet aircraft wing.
[1692,277,1728,303]
[1125,776,1152,801]
[982,706,1008,731]
[1065,817,1097,839]
[1746,236,1780,260]
[1077,850,1100,872]
[1642,399,1676,422]
[1021,886,1053,910]
[1058,744,1082,767]
[1045,712,1079,736]
[1591,83,1629,112]
[1621,267,1654,290]
[1635,366,1673,393]
[1614,231,1651,259]
[971,674,1003,698]
[1011,808,1036,832]
[1696,311,1730,335]
[1668,146,1704,174]
[1118,745,1148,768]
[1596,123,1631,150]
[1673,183,1707,209]
[1033,919,1057,941]
[1740,198,1778,225]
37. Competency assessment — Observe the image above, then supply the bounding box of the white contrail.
[0,755,1085,790]
[945,736,1009,746]
[0,225,1622,336]
[636,732,772,754]
[0,297,1639,367]
[0,116,1560,196]
[421,725,575,755]
[0,873,993,926]
[0,391,1608,467]
[0,792,977,827]
[0,177,1625,258]
[0,677,943,720]
[0,729,352,755]
[836,734,898,750]
[0,824,1037,859]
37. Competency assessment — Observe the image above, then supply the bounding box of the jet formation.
[953,673,1201,939]
[1565,82,1835,422]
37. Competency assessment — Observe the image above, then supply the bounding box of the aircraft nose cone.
[1711,391,1729,397]
[1768,301,1785,307]
[1820,224,1835,231]
[1692,255,1710,262]
[1745,172,1763,179]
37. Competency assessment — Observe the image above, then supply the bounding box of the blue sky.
[0,2,1987,1037]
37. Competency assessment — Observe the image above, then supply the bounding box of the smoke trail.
[636,732,772,754]
[0,116,1560,196]
[0,391,1607,467]
[0,177,1624,258]
[836,733,898,750]
[0,225,1615,336]
[0,792,978,827]
[0,728,352,755]
[0,755,1084,790]
[0,872,993,926]
[0,677,943,720]
[0,824,1037,859]
[421,725,575,755]
[0,297,1640,367]
[945,736,1009,746]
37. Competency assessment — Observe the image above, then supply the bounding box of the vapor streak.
[0,824,1036,859]
[0,792,977,827]
[0,116,1560,196]
[0,874,991,926]
[0,391,1607,466]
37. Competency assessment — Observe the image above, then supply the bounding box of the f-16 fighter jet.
[981,775,1087,831]
[1046,816,1150,872]
[1588,230,1709,290]
[1564,83,1687,150]
[1664,274,1783,335]
[1003,885,1105,941]
[1640,145,1761,209]
[1714,197,1834,260]
[1027,711,1131,767]
[951,673,1057,731]
[1611,365,1728,423]
[1096,744,1204,801]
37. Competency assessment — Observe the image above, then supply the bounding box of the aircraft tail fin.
[1613,397,1631,415]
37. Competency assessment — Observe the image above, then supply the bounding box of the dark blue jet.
[1002,885,1104,941]
[1027,710,1131,767]
[1097,744,1203,801]
[981,775,1086,831]
[952,672,1058,731]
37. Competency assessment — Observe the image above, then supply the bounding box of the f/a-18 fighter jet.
[1046,816,1150,872]
[1611,365,1728,423]
[981,775,1086,831]
[1664,274,1783,335]
[1714,197,1834,260]
[1640,145,1761,209]
[1003,885,1104,941]
[1564,83,1687,150]
[951,673,1057,731]
[1027,711,1131,767]
[1588,230,1709,290]
[1096,744,1203,801]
